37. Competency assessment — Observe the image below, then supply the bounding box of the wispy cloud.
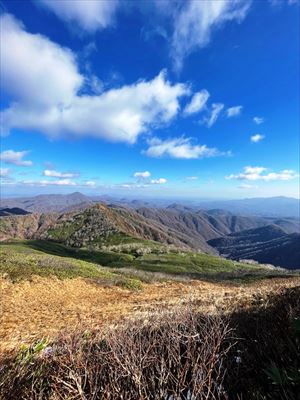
[22,179,76,186]
[150,178,167,184]
[183,89,209,115]
[119,183,149,189]
[43,169,80,178]
[226,105,243,118]
[133,171,151,179]
[0,149,33,166]
[268,0,298,7]
[251,134,265,143]
[38,0,120,32]
[82,180,97,187]
[226,166,298,181]
[253,116,264,125]
[144,137,228,159]
[185,176,198,181]
[171,0,251,71]
[0,168,10,177]
[202,103,224,127]
[237,183,256,189]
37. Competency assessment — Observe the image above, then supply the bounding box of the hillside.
[0,204,215,253]
[1,203,299,257]
[137,207,261,240]
[208,225,300,269]
[135,207,299,241]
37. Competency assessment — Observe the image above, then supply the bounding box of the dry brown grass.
[1,287,299,399]
[1,275,299,353]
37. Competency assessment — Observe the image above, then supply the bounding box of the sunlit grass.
[0,240,294,284]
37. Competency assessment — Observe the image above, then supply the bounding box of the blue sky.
[0,0,299,199]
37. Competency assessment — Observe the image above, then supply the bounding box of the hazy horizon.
[1,190,300,202]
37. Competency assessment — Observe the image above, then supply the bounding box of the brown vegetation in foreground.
[0,287,299,400]
[1,276,300,353]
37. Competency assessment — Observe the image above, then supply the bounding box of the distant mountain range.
[195,197,300,218]
[1,195,300,268]
[0,192,93,213]
[1,192,299,217]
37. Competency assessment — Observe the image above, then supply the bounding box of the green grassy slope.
[0,241,141,290]
[0,240,294,285]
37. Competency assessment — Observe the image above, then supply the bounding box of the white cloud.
[22,179,76,186]
[183,89,209,115]
[244,166,267,174]
[185,176,198,180]
[226,166,298,182]
[0,168,10,177]
[43,169,79,178]
[251,134,265,143]
[82,180,97,187]
[117,171,168,187]
[1,14,189,144]
[133,171,166,185]
[150,178,167,184]
[119,183,149,189]
[144,137,226,159]
[253,116,264,125]
[0,14,83,109]
[226,105,243,118]
[171,0,251,71]
[0,150,33,166]
[39,0,119,32]
[202,103,224,127]
[133,171,151,179]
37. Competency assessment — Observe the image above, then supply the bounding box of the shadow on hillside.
[21,240,133,268]
[2,239,292,283]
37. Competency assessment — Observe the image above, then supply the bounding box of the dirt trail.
[1,276,299,352]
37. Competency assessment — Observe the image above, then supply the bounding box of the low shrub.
[0,310,232,400]
[0,288,299,399]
